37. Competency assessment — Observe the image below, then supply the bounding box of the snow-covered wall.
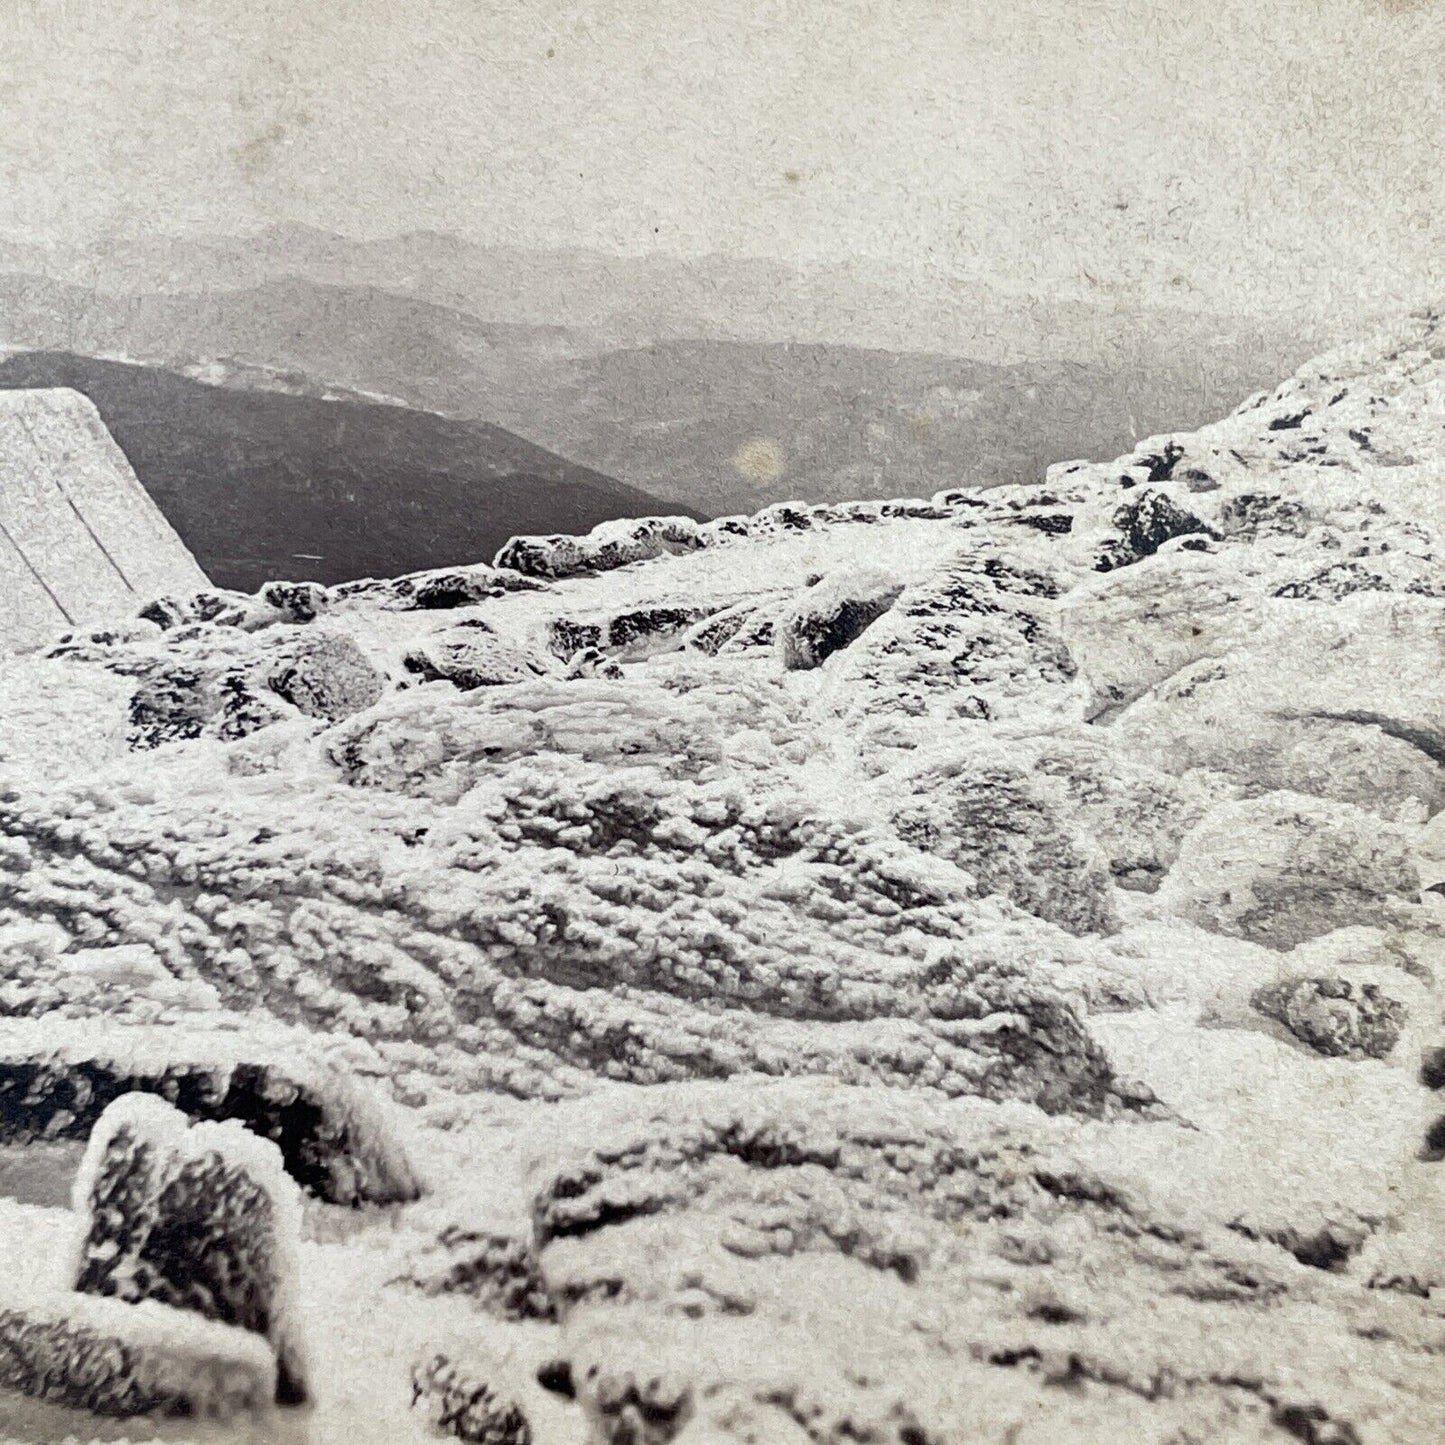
[0,388,209,652]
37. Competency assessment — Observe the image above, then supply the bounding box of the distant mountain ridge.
[0,223,1359,361]
[0,351,681,592]
[0,253,1352,518]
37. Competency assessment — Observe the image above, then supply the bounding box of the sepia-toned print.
[0,3,1441,1442]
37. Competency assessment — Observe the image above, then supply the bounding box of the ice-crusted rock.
[547,602,720,663]
[513,1080,1441,1445]
[411,1352,531,1444]
[1059,545,1273,714]
[404,624,555,690]
[0,1292,276,1420]
[496,516,703,579]
[774,566,903,670]
[680,599,779,656]
[398,1226,555,1321]
[72,1092,308,1404]
[5,309,1445,1442]
[126,654,292,748]
[1159,793,1421,948]
[65,621,386,750]
[892,751,1118,934]
[827,547,1083,746]
[1017,735,1211,891]
[332,561,545,610]
[138,588,278,633]
[1110,594,1445,815]
[562,645,625,680]
[264,628,384,720]
[1090,486,1220,571]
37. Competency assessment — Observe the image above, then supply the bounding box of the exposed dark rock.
[1180,466,1220,492]
[1419,1044,1445,1090]
[1138,440,1184,482]
[1095,489,1218,571]
[1252,977,1406,1060]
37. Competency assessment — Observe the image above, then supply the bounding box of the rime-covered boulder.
[0,1292,276,1420]
[332,561,545,610]
[495,516,703,579]
[1159,793,1421,948]
[71,621,385,749]
[1059,545,1273,714]
[399,1226,555,1321]
[1089,486,1219,571]
[404,624,555,690]
[71,1093,308,1405]
[1252,975,1408,1060]
[263,628,385,721]
[826,547,1083,744]
[1111,594,1445,817]
[411,1352,532,1444]
[548,603,719,662]
[892,752,1118,935]
[518,1080,1436,1445]
[775,567,903,670]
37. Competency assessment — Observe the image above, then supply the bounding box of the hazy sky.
[2,0,1441,314]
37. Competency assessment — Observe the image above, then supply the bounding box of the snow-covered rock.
[403,623,555,690]
[0,1019,421,1205]
[0,1291,276,1420]
[1252,974,1409,1060]
[72,1093,308,1404]
[774,566,903,670]
[1158,792,1421,948]
[495,516,704,579]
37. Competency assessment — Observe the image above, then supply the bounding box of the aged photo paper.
[0,2,1441,1441]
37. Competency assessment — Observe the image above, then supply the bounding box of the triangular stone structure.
[0,388,209,652]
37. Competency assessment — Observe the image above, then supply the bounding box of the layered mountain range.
[0,229,1348,526]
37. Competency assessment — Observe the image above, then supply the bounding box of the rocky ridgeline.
[0,312,1443,1439]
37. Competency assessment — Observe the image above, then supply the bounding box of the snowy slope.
[0,311,1443,1442]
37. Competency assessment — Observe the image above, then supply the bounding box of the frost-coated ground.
[2,312,1445,1443]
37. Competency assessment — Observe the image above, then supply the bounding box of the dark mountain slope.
[0,351,678,592]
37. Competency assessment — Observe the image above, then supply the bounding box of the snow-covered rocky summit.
[1,311,1444,1441]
